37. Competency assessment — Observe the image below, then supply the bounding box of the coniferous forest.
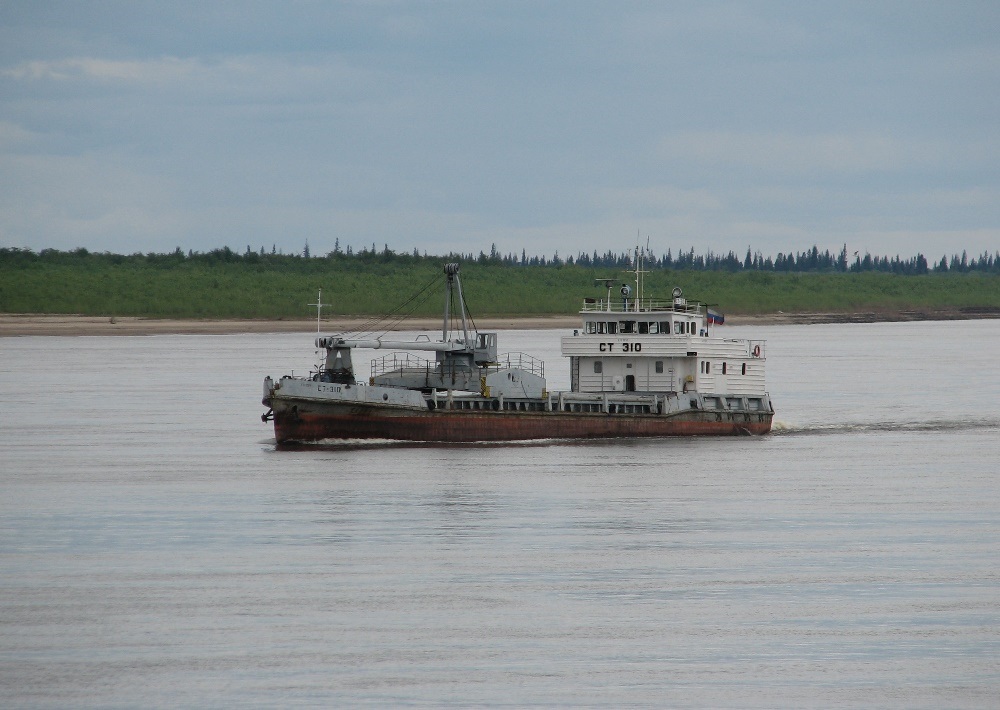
[2,243,999,319]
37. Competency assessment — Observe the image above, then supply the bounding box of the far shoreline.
[2,308,998,336]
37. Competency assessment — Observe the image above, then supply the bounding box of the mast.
[442,263,471,344]
[634,246,640,312]
[309,289,325,334]
[454,268,471,344]
[442,270,451,340]
[632,243,648,312]
[309,289,326,372]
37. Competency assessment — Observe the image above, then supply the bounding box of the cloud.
[3,56,200,84]
[0,152,180,250]
[622,2,815,57]
[1,52,392,120]
[0,120,37,149]
[658,131,915,175]
[0,3,997,260]
[593,186,725,215]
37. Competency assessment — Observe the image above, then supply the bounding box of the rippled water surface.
[2,321,999,707]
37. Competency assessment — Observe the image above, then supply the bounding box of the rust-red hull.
[273,406,772,443]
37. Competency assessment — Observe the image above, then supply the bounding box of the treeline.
[4,242,1000,274]
[499,244,998,275]
[3,244,1000,320]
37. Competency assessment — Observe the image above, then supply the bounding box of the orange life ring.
[752,345,761,358]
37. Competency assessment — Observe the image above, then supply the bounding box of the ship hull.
[270,398,772,443]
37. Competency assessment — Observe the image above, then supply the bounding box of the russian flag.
[707,309,724,325]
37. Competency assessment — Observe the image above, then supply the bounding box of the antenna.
[632,240,649,312]
[309,289,327,373]
[309,289,327,334]
[635,244,641,309]
[644,236,650,307]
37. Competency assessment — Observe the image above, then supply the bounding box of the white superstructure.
[561,274,768,406]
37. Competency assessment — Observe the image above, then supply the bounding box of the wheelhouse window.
[638,322,649,334]
[586,321,597,334]
[620,321,635,334]
[674,322,683,335]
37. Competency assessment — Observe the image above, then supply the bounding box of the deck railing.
[371,350,545,379]
[487,351,545,378]
[371,352,434,379]
[582,297,704,314]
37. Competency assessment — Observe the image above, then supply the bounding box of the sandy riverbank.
[2,309,997,336]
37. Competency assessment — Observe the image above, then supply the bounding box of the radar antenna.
[594,278,616,311]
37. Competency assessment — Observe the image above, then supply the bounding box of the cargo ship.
[262,261,773,443]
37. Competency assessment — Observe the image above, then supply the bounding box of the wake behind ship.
[262,261,774,443]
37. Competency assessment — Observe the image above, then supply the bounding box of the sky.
[1,1,998,261]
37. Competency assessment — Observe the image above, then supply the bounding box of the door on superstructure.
[625,374,636,392]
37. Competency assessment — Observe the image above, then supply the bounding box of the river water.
[1,321,998,707]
